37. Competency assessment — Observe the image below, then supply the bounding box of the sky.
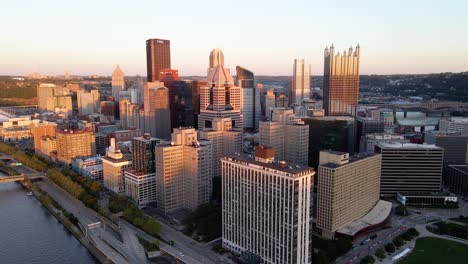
[1,0,467,76]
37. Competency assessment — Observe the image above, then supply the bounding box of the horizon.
[1,0,468,76]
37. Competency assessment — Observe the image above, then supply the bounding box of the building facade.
[259,108,309,165]
[439,117,468,135]
[317,151,382,239]
[199,118,242,178]
[323,45,360,116]
[221,147,314,264]
[376,143,443,196]
[146,38,171,82]
[236,66,261,129]
[102,138,132,194]
[155,128,212,214]
[198,64,243,131]
[56,128,96,164]
[112,65,125,101]
[360,133,408,153]
[289,59,311,106]
[143,81,171,139]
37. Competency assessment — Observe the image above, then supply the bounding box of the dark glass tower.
[146,38,171,82]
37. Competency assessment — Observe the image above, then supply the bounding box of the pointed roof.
[207,64,233,86]
[112,65,124,77]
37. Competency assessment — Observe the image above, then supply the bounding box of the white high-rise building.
[236,66,261,129]
[199,118,242,178]
[77,89,100,115]
[112,65,125,101]
[143,81,171,139]
[208,48,225,72]
[155,128,212,214]
[102,138,132,194]
[259,108,309,165]
[222,146,314,264]
[290,59,311,106]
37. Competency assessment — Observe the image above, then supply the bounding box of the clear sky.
[1,0,467,76]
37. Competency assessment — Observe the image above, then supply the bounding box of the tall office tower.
[259,108,309,165]
[302,116,356,169]
[119,98,131,129]
[323,45,360,116]
[198,64,243,130]
[143,81,171,139]
[159,69,178,130]
[146,38,171,82]
[424,131,468,170]
[77,89,100,115]
[209,48,224,70]
[316,151,389,239]
[376,143,443,196]
[199,118,242,178]
[445,165,468,197]
[131,133,159,174]
[439,117,468,135]
[124,133,160,207]
[128,76,144,104]
[360,133,408,153]
[56,128,96,164]
[31,120,57,153]
[172,80,207,129]
[155,127,212,214]
[264,90,276,120]
[236,66,261,130]
[111,65,125,101]
[356,117,385,152]
[102,138,132,194]
[222,147,314,264]
[289,59,311,106]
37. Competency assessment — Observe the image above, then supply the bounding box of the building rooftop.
[366,133,405,140]
[445,117,468,123]
[102,155,129,163]
[223,154,314,175]
[302,116,355,122]
[376,142,442,150]
[336,200,392,237]
[320,152,380,169]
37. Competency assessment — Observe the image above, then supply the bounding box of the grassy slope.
[399,237,468,264]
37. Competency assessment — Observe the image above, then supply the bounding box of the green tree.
[375,248,385,259]
[360,255,375,264]
[396,205,409,216]
[393,236,405,247]
[385,243,395,253]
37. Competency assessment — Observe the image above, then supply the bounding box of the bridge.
[364,101,468,111]
[0,174,44,184]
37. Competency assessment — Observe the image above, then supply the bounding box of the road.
[38,179,145,264]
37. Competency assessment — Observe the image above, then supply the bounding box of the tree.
[375,248,385,259]
[396,205,409,216]
[393,236,405,247]
[360,255,375,264]
[384,243,395,253]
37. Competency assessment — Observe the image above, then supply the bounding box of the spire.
[112,64,124,77]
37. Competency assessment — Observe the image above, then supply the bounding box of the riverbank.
[25,181,112,264]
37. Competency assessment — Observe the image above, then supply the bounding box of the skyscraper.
[209,48,224,70]
[143,81,171,139]
[323,45,360,116]
[222,147,314,263]
[37,83,72,117]
[111,65,125,101]
[259,108,309,165]
[289,59,310,106]
[155,127,212,214]
[146,38,171,82]
[77,89,100,116]
[124,133,160,207]
[236,66,261,129]
[198,63,243,131]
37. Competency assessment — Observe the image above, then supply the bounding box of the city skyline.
[2,0,468,76]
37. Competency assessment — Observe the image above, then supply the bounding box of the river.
[0,180,97,264]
